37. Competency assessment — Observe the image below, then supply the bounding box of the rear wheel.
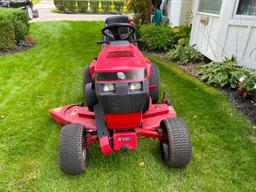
[160,118,192,168]
[83,67,97,111]
[83,67,93,98]
[149,63,160,103]
[59,124,87,175]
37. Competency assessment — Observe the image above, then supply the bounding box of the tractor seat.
[105,15,129,25]
[103,16,137,44]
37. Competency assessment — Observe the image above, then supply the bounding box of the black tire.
[160,118,192,168]
[83,67,93,99]
[59,124,87,175]
[85,83,98,112]
[149,63,160,103]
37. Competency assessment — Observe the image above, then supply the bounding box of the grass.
[0,21,256,192]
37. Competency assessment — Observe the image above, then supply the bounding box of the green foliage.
[140,24,175,52]
[0,8,29,50]
[77,0,89,13]
[101,0,112,13]
[90,0,99,13]
[167,45,204,65]
[64,0,76,13]
[113,0,124,12]
[0,14,15,50]
[240,71,256,94]
[54,0,65,11]
[172,25,192,46]
[126,0,151,24]
[200,58,256,92]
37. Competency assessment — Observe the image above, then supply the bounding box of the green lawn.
[0,21,256,192]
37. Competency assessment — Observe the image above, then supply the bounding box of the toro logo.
[117,72,126,80]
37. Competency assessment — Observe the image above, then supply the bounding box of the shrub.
[140,24,175,52]
[167,45,204,65]
[113,0,124,12]
[90,0,99,13]
[172,25,191,46]
[54,0,65,11]
[101,0,112,13]
[0,8,29,51]
[77,0,89,13]
[64,0,77,13]
[0,14,16,50]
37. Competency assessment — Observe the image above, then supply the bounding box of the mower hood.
[95,43,150,75]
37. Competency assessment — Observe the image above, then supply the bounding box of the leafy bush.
[200,58,256,91]
[77,0,89,13]
[172,25,191,46]
[167,45,204,65]
[239,71,256,95]
[0,14,15,50]
[0,8,29,51]
[140,24,175,52]
[101,0,112,13]
[90,0,99,13]
[64,0,76,13]
[54,0,65,11]
[113,0,124,12]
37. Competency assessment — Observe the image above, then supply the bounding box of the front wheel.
[160,118,192,168]
[59,124,88,175]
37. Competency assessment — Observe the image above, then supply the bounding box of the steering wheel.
[102,23,136,41]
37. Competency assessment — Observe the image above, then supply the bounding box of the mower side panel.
[49,105,97,131]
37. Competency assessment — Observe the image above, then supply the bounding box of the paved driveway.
[32,0,113,22]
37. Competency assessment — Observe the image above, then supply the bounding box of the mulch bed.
[150,52,256,124]
[0,41,36,56]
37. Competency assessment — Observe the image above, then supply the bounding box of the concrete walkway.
[32,0,113,22]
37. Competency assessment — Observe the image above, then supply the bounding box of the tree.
[126,0,152,25]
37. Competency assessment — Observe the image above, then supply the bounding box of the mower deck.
[49,103,177,132]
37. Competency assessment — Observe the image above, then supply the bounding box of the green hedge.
[0,8,29,51]
[53,0,124,14]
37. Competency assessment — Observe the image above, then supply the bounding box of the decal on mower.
[117,72,126,80]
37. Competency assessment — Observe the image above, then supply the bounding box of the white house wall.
[168,0,196,26]
[190,0,256,69]
[168,0,183,26]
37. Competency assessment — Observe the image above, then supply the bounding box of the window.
[237,0,256,16]
[198,0,223,14]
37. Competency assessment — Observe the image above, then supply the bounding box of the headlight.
[129,82,142,91]
[102,83,115,92]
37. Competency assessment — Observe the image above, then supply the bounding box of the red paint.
[113,132,137,150]
[89,44,151,80]
[99,136,113,155]
[105,113,142,129]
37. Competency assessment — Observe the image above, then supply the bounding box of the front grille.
[96,69,147,81]
[95,81,149,114]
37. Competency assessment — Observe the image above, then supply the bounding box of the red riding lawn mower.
[49,16,192,175]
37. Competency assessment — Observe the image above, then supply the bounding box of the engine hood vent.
[106,51,135,58]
